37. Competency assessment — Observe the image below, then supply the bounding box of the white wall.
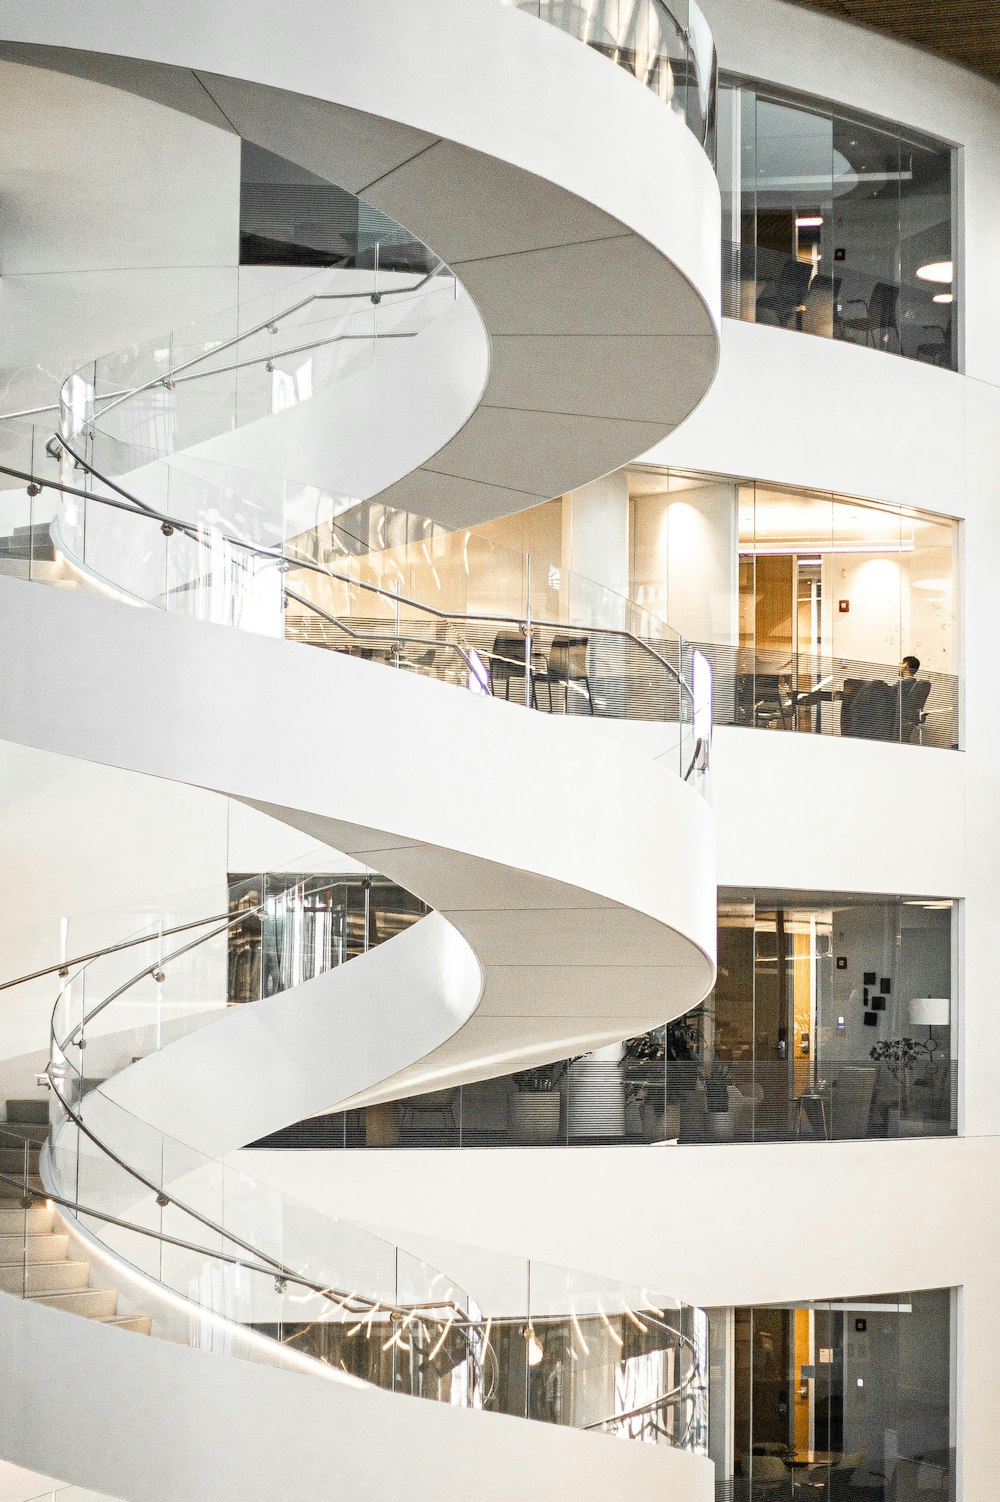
[630,476,739,646]
[562,471,631,599]
[0,57,240,414]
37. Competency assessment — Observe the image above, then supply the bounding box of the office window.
[708,1291,955,1499]
[264,886,958,1150]
[629,469,961,749]
[698,890,958,1144]
[718,79,956,369]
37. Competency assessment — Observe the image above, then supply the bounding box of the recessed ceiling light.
[916,260,953,284]
[795,215,824,228]
[933,292,953,305]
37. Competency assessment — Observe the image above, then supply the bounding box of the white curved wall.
[0,0,722,526]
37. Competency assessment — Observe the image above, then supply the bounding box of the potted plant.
[870,1036,935,1130]
[509,1063,566,1144]
[622,1030,672,1141]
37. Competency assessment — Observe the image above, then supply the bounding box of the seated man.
[898,654,930,743]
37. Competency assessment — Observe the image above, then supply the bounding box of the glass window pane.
[831,114,902,354]
[900,133,955,367]
[752,95,833,334]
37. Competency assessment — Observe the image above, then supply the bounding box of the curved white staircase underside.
[0,573,715,1154]
[0,0,720,526]
[0,2,721,1496]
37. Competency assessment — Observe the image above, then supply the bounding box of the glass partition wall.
[313,470,960,748]
[708,1290,955,1500]
[631,469,961,747]
[227,872,427,1004]
[249,887,957,1151]
[718,78,957,368]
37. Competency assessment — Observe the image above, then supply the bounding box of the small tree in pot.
[622,1029,667,1140]
[621,1017,704,1141]
[509,1062,568,1144]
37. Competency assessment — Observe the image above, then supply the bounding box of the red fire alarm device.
[838,599,850,613]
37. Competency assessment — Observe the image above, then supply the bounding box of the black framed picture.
[863,988,870,1005]
[864,971,876,985]
[864,1013,878,1027]
[872,996,886,1012]
[880,978,891,995]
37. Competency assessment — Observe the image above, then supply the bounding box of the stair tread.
[5,1100,50,1124]
[0,1124,48,1143]
[0,1255,85,1269]
[0,1212,54,1231]
[30,1283,112,1296]
[101,1315,152,1333]
[30,1289,117,1313]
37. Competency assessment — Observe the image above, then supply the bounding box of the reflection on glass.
[719,77,956,368]
[226,872,428,1005]
[709,1289,954,1500]
[502,0,718,154]
[261,887,958,1151]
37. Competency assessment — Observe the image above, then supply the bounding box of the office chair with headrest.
[756,257,813,329]
[488,630,547,707]
[899,677,932,743]
[539,635,593,714]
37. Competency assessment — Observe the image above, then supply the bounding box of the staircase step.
[9,523,53,540]
[0,1205,53,1235]
[0,1122,48,1144]
[102,1314,152,1335]
[0,1233,69,1264]
[0,1259,89,1295]
[0,1175,44,1199]
[5,1100,49,1125]
[31,1287,118,1318]
[0,540,56,560]
[0,1145,41,1172]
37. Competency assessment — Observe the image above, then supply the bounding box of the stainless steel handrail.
[12,883,705,1430]
[2,435,699,723]
[0,1170,471,1323]
[71,265,445,431]
[0,908,233,992]
[0,326,418,426]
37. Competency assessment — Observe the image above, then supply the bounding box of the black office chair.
[538,635,593,714]
[898,677,931,744]
[756,257,813,330]
[801,274,842,338]
[753,674,796,730]
[915,316,953,367]
[488,630,546,706]
[840,677,896,741]
[842,281,900,351]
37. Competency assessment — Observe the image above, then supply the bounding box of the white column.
[561,471,631,600]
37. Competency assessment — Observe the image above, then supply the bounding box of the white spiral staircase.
[0,2,723,1497]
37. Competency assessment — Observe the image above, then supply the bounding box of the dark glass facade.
[718,80,956,369]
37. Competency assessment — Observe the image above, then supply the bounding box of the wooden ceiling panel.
[782,0,1000,83]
